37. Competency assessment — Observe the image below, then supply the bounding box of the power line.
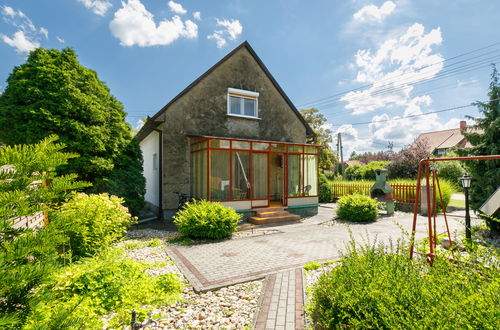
[299,41,500,108]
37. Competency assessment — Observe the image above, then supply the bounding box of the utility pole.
[337,132,344,178]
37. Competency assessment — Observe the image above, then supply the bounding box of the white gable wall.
[140,131,160,208]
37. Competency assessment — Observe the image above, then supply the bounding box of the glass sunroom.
[190,136,319,210]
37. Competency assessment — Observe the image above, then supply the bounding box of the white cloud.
[341,23,443,114]
[135,119,145,130]
[39,27,48,39]
[56,36,65,43]
[168,1,187,15]
[1,6,44,53]
[77,0,112,16]
[1,30,39,53]
[208,18,243,48]
[353,1,396,23]
[193,11,201,20]
[110,0,197,47]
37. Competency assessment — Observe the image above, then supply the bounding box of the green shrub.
[345,161,390,181]
[307,241,499,329]
[50,193,136,259]
[304,261,322,271]
[344,163,363,180]
[336,194,378,222]
[435,159,466,186]
[23,248,183,329]
[173,200,240,239]
[435,178,456,211]
[319,173,333,203]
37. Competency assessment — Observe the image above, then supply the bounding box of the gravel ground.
[119,228,263,329]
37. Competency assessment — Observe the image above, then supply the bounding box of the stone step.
[254,211,290,218]
[248,214,301,225]
[254,207,284,213]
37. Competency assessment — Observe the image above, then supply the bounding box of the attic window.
[227,88,259,119]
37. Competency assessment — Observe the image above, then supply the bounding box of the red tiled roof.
[414,127,481,153]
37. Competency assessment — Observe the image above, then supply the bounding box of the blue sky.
[1,0,499,156]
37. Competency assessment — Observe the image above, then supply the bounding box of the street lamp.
[460,173,472,240]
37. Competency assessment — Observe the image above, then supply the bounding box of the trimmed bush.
[336,194,378,222]
[50,193,136,258]
[23,248,183,329]
[319,173,333,203]
[307,241,499,329]
[173,200,240,239]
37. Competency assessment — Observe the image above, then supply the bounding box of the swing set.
[408,154,500,264]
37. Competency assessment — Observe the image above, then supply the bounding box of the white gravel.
[119,229,263,329]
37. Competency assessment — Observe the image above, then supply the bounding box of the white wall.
[140,131,160,208]
[287,196,319,206]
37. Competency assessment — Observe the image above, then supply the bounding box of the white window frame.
[227,88,260,119]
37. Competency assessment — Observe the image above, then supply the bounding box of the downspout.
[153,128,163,220]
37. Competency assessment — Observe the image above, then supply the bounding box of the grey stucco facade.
[137,42,315,217]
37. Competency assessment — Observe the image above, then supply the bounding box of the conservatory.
[190,136,319,210]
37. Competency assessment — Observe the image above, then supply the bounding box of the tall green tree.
[461,65,500,235]
[0,48,145,213]
[300,108,337,171]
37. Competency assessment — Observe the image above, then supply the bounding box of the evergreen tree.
[300,108,337,171]
[0,48,145,213]
[461,65,500,235]
[0,136,88,327]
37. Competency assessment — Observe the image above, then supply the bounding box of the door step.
[249,207,301,224]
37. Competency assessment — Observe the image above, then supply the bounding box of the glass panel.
[271,143,286,152]
[192,141,207,151]
[288,154,302,196]
[210,139,230,148]
[289,145,303,153]
[305,146,317,153]
[232,140,250,149]
[229,96,241,115]
[304,155,318,196]
[232,151,250,200]
[192,150,207,199]
[210,150,230,200]
[252,142,269,151]
[243,98,256,116]
[252,153,268,199]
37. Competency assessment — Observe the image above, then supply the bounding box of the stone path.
[166,205,469,292]
[253,269,305,330]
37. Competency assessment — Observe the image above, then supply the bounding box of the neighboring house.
[136,41,319,220]
[413,121,476,156]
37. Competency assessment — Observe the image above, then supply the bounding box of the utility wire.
[299,41,500,108]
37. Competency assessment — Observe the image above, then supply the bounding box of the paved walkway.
[167,205,469,292]
[253,269,305,330]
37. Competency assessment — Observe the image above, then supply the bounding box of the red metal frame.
[189,136,319,207]
[409,155,500,263]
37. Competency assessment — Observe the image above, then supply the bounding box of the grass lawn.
[448,198,465,208]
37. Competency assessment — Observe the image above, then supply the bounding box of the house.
[136,41,319,221]
[413,121,476,156]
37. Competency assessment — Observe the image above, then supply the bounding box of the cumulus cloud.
[56,36,65,43]
[341,23,443,114]
[193,11,201,20]
[208,18,242,48]
[109,0,198,47]
[77,0,112,16]
[1,6,44,53]
[353,1,396,23]
[2,31,40,53]
[168,1,187,15]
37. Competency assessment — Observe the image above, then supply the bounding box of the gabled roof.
[415,127,475,153]
[135,41,314,142]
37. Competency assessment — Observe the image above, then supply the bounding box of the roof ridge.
[135,41,314,141]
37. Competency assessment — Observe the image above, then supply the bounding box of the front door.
[269,153,285,204]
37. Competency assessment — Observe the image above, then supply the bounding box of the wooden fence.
[331,182,418,203]
[10,212,45,230]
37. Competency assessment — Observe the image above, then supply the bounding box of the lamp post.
[460,173,472,240]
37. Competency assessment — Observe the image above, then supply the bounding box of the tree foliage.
[460,65,500,234]
[0,48,145,214]
[386,139,430,179]
[300,108,337,171]
[0,136,88,327]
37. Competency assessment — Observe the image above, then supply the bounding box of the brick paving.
[253,268,305,330]
[166,205,468,292]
